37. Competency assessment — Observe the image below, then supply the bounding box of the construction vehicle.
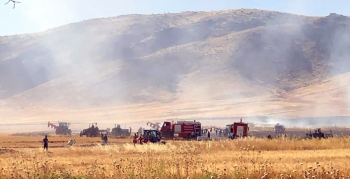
[226,119,249,138]
[306,128,333,139]
[80,123,109,137]
[160,120,201,139]
[110,124,131,138]
[274,123,286,135]
[48,121,72,135]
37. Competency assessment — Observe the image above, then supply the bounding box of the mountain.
[0,9,350,127]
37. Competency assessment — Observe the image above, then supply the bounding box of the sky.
[0,0,349,36]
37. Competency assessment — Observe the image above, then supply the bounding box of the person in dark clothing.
[267,135,272,140]
[231,133,236,139]
[103,134,108,145]
[43,135,48,151]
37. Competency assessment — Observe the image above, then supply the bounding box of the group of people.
[201,128,231,138]
[195,130,242,141]
[133,132,144,145]
[215,129,224,137]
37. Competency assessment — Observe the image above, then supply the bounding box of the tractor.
[135,130,165,144]
[80,123,107,137]
[274,123,286,137]
[110,124,131,138]
[274,123,285,134]
[48,121,72,135]
[306,128,333,139]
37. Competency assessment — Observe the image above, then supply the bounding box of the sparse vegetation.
[1,8,350,178]
[0,9,350,124]
[1,135,350,178]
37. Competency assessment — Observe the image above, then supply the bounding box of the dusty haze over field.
[1,9,350,133]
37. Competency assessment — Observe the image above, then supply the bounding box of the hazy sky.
[1,0,349,36]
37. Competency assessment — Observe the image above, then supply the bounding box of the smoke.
[328,14,350,118]
[2,4,350,133]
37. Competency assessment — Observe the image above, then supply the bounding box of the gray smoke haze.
[1,8,350,131]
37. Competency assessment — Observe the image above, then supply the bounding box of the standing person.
[133,133,138,146]
[231,133,236,139]
[43,135,48,152]
[207,130,210,139]
[103,134,108,145]
[191,131,195,138]
[138,134,143,145]
[197,135,202,141]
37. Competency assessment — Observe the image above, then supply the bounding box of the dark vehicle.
[306,128,333,139]
[48,121,72,135]
[274,123,286,135]
[141,130,165,144]
[110,124,131,138]
[80,123,108,137]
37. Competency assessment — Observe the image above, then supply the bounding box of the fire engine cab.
[160,120,201,139]
[226,119,249,138]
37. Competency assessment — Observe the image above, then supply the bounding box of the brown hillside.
[0,9,350,128]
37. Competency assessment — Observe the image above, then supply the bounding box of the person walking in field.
[43,135,48,152]
[207,130,210,139]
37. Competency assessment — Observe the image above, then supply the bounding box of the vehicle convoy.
[48,121,72,135]
[110,124,131,137]
[274,123,286,135]
[80,123,109,137]
[306,128,333,139]
[160,120,201,139]
[226,119,249,138]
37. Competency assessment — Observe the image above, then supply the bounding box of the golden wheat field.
[0,135,350,179]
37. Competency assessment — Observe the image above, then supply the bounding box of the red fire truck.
[226,119,249,138]
[160,120,201,139]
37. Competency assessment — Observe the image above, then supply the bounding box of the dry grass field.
[1,8,350,179]
[1,134,350,179]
